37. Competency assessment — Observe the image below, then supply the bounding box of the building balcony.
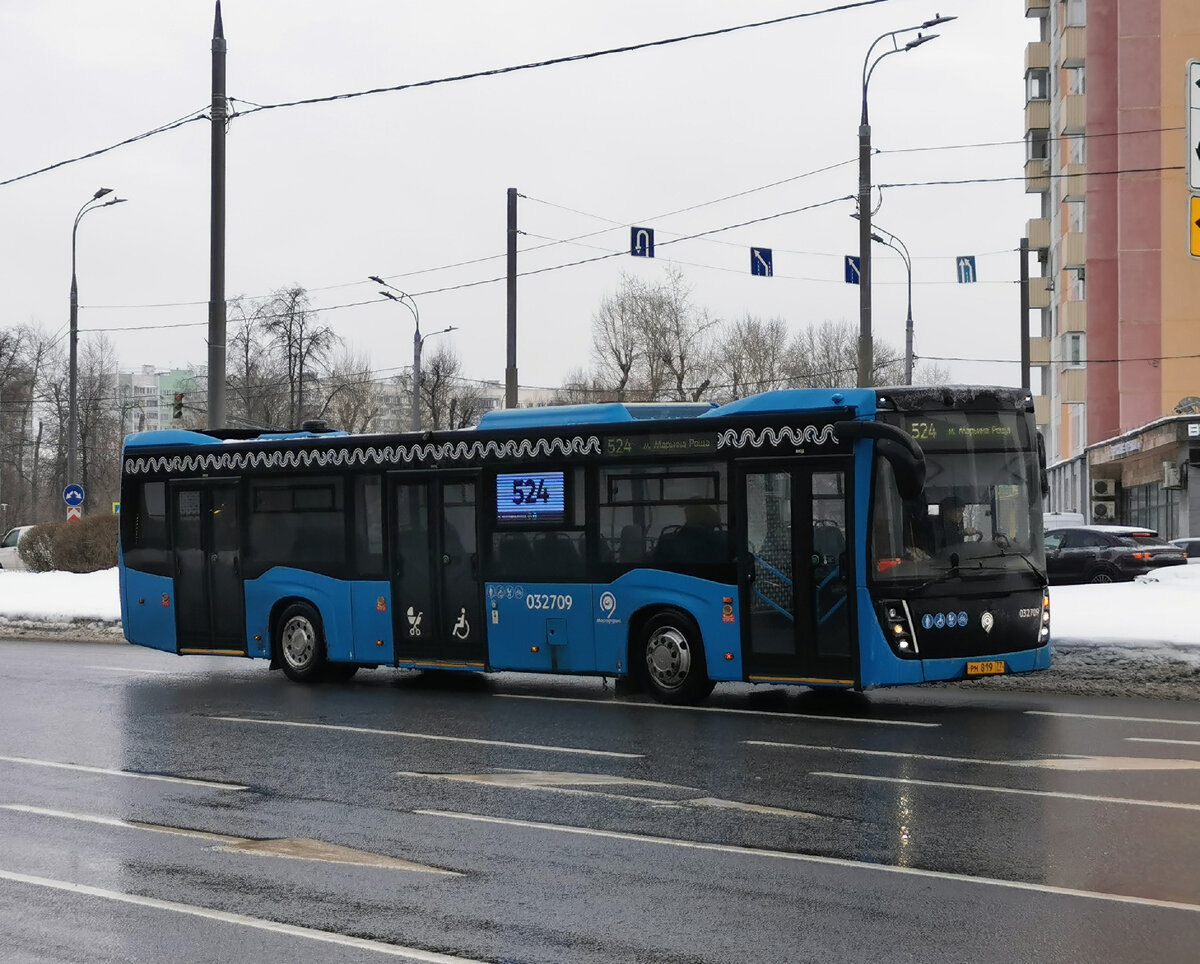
[1033,394,1050,426]
[1026,217,1050,250]
[1061,25,1086,67]
[1062,231,1086,268]
[1062,162,1087,200]
[1062,93,1086,134]
[1060,368,1086,403]
[1060,299,1087,333]
[1030,336,1051,366]
[1025,41,1050,72]
[1025,99,1050,131]
[1029,277,1051,308]
[1026,0,1049,16]
[1025,157,1050,193]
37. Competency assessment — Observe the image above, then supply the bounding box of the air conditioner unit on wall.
[1092,479,1116,498]
[1091,499,1116,521]
[1163,462,1183,489]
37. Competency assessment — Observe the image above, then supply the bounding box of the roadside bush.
[19,514,119,573]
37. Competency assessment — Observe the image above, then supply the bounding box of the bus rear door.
[389,474,486,667]
[171,480,246,654]
[737,462,857,686]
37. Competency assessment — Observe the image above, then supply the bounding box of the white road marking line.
[744,741,1200,771]
[811,772,1200,812]
[497,693,937,727]
[1127,737,1200,748]
[414,810,1200,915]
[1027,710,1200,727]
[0,805,239,841]
[211,716,641,759]
[0,868,482,962]
[0,755,247,790]
[85,665,174,675]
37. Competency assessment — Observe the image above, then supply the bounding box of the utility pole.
[207,1,228,429]
[505,187,518,409]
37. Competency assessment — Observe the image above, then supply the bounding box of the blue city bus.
[118,386,1051,703]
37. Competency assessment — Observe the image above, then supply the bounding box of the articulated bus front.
[858,401,1051,687]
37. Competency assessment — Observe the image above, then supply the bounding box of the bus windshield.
[871,410,1045,581]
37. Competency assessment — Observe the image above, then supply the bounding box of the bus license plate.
[967,660,1006,677]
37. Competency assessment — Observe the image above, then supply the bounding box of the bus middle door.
[738,462,856,686]
[171,480,246,654]
[389,474,486,667]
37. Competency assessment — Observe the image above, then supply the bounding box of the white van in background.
[0,526,33,570]
[1043,511,1086,529]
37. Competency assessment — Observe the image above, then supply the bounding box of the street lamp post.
[857,14,953,388]
[68,188,126,501]
[369,277,457,432]
[870,225,914,385]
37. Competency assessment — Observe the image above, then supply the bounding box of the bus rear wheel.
[640,612,714,705]
[277,602,327,683]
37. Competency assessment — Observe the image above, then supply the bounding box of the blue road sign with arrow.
[630,227,654,258]
[750,247,773,277]
[844,256,861,284]
[956,256,977,283]
[63,484,85,507]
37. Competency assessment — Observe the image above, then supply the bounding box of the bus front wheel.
[276,602,327,683]
[640,612,714,705]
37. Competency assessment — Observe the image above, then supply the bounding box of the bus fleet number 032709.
[525,594,574,610]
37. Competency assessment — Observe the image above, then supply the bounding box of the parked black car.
[1045,526,1188,584]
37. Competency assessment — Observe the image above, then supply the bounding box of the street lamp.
[68,188,127,500]
[857,14,953,388]
[369,276,457,432]
[855,216,914,385]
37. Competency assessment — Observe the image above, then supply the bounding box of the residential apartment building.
[118,366,197,433]
[1024,0,1200,537]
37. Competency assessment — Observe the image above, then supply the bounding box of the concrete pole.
[207,1,228,429]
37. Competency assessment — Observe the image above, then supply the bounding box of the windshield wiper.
[965,548,1045,579]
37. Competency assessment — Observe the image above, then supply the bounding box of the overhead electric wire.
[229,1,895,118]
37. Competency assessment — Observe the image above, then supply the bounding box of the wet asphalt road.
[1,639,1199,963]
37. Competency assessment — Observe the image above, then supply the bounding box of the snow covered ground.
[1,566,1197,699]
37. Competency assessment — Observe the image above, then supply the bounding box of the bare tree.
[258,287,339,428]
[225,298,289,430]
[316,348,382,433]
[74,334,123,513]
[786,320,904,388]
[419,343,483,430]
[637,268,714,401]
[709,314,795,402]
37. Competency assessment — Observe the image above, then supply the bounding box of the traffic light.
[172,393,184,419]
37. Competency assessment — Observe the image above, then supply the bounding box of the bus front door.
[738,464,856,686]
[171,482,246,654]
[389,475,485,666]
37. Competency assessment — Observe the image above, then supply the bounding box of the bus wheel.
[277,602,326,683]
[641,612,714,705]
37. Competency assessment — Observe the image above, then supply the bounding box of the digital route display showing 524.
[496,471,566,523]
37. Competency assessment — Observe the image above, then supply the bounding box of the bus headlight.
[877,600,919,657]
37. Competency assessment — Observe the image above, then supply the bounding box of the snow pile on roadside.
[0,568,122,634]
[1050,566,1200,649]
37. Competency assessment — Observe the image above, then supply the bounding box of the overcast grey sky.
[2,0,1034,394]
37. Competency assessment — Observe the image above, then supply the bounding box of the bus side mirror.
[833,420,926,501]
[1036,431,1050,497]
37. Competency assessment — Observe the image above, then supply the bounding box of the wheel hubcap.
[282,616,315,670]
[646,626,691,691]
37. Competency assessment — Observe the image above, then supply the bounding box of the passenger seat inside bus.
[534,532,582,578]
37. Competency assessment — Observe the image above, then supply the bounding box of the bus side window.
[123,480,169,574]
[354,475,384,578]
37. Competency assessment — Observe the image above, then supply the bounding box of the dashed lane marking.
[810,772,1200,812]
[414,809,1200,915]
[0,805,461,874]
[1127,737,1200,748]
[1026,711,1200,727]
[744,741,1200,770]
[211,716,641,759]
[85,665,174,675]
[0,868,483,961]
[0,755,247,790]
[497,693,938,727]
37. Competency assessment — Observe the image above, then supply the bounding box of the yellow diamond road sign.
[1192,196,1200,260]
